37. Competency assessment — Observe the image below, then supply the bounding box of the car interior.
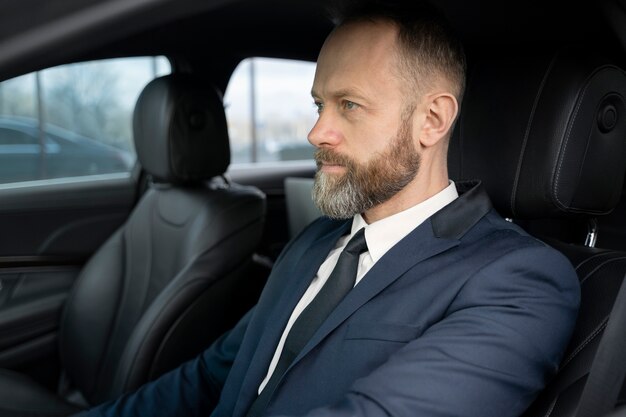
[450,44,626,417]
[1,0,626,416]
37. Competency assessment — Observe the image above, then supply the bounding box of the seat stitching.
[578,256,626,285]
[87,230,126,399]
[139,196,155,312]
[574,251,625,272]
[119,210,264,388]
[560,316,608,369]
[510,56,557,218]
[113,198,156,392]
[553,86,586,209]
[553,67,615,210]
[543,396,558,417]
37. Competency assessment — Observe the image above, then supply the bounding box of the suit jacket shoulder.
[218,181,580,417]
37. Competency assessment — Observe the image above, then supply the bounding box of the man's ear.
[418,92,459,148]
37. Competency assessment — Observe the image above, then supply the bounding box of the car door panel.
[0,266,77,367]
[0,174,136,376]
[0,174,135,257]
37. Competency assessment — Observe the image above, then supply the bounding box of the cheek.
[345,125,393,162]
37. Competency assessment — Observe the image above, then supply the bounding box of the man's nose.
[307,112,343,148]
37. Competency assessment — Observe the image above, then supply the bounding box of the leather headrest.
[133,74,230,183]
[449,47,626,219]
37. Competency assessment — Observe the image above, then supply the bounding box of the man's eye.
[314,102,324,114]
[343,100,358,110]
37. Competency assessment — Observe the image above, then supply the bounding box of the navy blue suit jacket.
[80,181,580,417]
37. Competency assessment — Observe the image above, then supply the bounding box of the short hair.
[328,0,467,103]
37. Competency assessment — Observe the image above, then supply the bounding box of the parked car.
[0,116,134,183]
[0,0,625,416]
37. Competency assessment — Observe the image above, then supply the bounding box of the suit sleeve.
[72,307,255,417]
[274,244,580,417]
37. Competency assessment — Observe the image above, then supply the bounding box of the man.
[76,1,580,416]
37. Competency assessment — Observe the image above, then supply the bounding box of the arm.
[276,245,580,417]
[74,307,254,417]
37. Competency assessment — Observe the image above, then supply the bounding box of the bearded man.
[75,1,580,417]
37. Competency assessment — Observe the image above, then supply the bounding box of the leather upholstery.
[449,46,626,417]
[449,46,626,219]
[0,74,266,415]
[523,245,626,417]
[60,182,265,404]
[134,74,231,183]
[0,369,81,416]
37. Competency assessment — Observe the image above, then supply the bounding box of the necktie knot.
[344,228,368,256]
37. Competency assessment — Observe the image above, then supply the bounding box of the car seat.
[0,74,266,416]
[449,45,626,417]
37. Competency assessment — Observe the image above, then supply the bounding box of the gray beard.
[311,105,420,220]
[312,170,375,220]
[311,121,420,220]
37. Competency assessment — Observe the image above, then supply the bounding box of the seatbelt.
[574,273,626,417]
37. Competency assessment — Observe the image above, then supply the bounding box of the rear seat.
[448,46,626,416]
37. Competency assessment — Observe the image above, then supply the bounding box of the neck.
[362,170,449,224]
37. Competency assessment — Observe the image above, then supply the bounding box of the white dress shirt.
[258,181,459,393]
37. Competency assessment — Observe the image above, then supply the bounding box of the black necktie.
[245,228,368,417]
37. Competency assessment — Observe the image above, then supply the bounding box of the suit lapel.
[233,220,350,416]
[288,180,492,370]
[290,218,459,367]
[235,181,492,415]
[254,220,350,356]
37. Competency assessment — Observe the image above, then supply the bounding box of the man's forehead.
[313,20,402,98]
[321,19,399,60]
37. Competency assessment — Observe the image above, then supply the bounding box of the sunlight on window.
[0,57,170,184]
[224,57,317,164]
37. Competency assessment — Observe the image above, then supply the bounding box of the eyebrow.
[311,88,369,102]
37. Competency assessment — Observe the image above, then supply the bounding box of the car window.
[224,57,317,165]
[0,127,38,145]
[0,57,171,184]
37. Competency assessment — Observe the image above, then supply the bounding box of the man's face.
[308,20,421,219]
[312,111,420,219]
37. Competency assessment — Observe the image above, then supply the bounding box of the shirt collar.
[351,181,459,263]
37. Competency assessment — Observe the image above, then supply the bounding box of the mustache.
[314,149,355,169]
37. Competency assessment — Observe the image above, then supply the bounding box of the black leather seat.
[449,46,626,416]
[0,74,266,416]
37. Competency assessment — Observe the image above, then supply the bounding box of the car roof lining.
[0,0,238,81]
[0,0,623,86]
